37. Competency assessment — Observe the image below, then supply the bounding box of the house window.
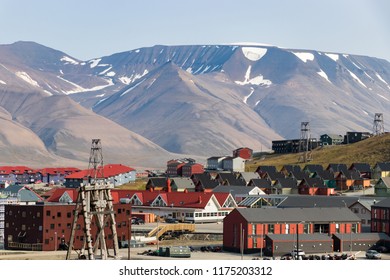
[50,224,55,229]
[252,224,257,235]
[57,212,61,218]
[351,223,358,233]
[285,224,289,234]
[67,212,71,218]
[46,210,51,217]
[269,224,275,234]
[304,223,310,234]
[21,224,26,231]
[335,224,340,233]
[253,238,257,248]
[37,212,41,218]
[22,211,26,218]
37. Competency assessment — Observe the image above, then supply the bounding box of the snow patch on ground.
[60,56,79,65]
[93,97,108,107]
[120,78,146,97]
[0,80,6,85]
[95,93,105,97]
[255,100,261,106]
[16,71,39,87]
[146,78,157,89]
[99,66,112,75]
[186,67,193,73]
[241,47,267,61]
[44,90,53,96]
[235,66,272,86]
[89,58,102,68]
[118,69,148,85]
[347,69,366,88]
[293,52,314,63]
[376,73,389,85]
[363,110,369,115]
[377,94,389,101]
[106,71,116,77]
[325,53,339,61]
[243,87,255,104]
[317,69,331,83]
[58,76,114,94]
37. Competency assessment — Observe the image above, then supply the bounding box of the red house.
[4,203,132,251]
[181,163,204,177]
[371,198,390,235]
[223,208,361,255]
[233,147,253,160]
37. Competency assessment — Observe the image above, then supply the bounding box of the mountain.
[0,42,173,168]
[1,41,390,161]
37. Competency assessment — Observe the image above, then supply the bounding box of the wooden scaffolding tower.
[66,139,119,260]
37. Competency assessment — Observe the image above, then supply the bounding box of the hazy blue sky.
[1,0,389,61]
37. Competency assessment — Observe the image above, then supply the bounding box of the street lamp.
[260,223,265,258]
[295,221,305,260]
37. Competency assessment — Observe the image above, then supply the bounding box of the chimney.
[198,195,202,204]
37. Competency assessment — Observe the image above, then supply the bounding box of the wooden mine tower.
[66,139,119,260]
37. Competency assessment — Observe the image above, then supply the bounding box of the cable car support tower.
[66,139,119,260]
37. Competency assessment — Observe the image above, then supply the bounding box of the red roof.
[0,165,37,175]
[65,164,135,179]
[38,167,81,175]
[47,188,78,202]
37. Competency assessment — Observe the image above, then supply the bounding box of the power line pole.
[298,122,312,163]
[373,113,384,136]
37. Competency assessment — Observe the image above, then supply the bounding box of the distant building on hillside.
[320,134,344,146]
[343,132,371,144]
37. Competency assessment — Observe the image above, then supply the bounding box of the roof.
[0,185,42,202]
[256,166,277,174]
[289,170,310,181]
[238,172,260,184]
[0,165,37,175]
[146,177,167,187]
[273,178,298,189]
[169,177,195,190]
[249,178,271,188]
[320,134,344,140]
[333,233,390,241]
[235,207,361,223]
[191,173,219,189]
[46,188,78,202]
[338,170,362,180]
[326,164,349,173]
[312,170,335,180]
[299,177,325,188]
[303,164,324,173]
[277,195,359,208]
[267,233,333,242]
[38,167,81,175]
[238,196,269,207]
[216,172,246,186]
[372,198,390,208]
[377,177,390,188]
[281,165,301,173]
[263,171,285,181]
[374,162,390,171]
[349,199,378,211]
[349,163,371,173]
[212,185,264,196]
[65,164,135,179]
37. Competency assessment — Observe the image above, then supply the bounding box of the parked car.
[291,249,306,259]
[131,217,144,225]
[165,217,179,223]
[366,250,381,259]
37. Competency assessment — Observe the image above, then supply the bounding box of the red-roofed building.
[0,166,41,185]
[64,164,136,188]
[38,168,81,185]
[233,147,253,160]
[116,190,236,223]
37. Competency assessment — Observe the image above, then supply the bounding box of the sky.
[0,0,389,61]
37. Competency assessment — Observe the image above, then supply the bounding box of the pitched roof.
[349,163,371,173]
[377,177,390,188]
[212,185,264,196]
[273,178,298,189]
[299,177,325,188]
[281,165,301,173]
[0,185,42,202]
[326,164,349,173]
[38,167,81,175]
[146,177,167,187]
[256,166,277,174]
[65,164,135,179]
[170,177,195,190]
[248,178,271,188]
[191,173,219,189]
[46,188,78,202]
[0,165,37,175]
[338,170,362,180]
[235,207,361,223]
[371,198,390,208]
[303,164,324,173]
[263,171,285,181]
[238,172,261,184]
[277,195,359,208]
[312,170,335,180]
[289,170,310,181]
[216,172,246,186]
[374,162,390,171]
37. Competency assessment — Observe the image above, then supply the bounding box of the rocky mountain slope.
[1,41,390,163]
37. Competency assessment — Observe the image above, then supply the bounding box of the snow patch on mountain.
[89,58,102,68]
[99,66,112,75]
[241,47,267,61]
[243,87,255,104]
[347,69,366,88]
[235,66,272,86]
[118,70,148,85]
[93,97,108,107]
[16,71,39,87]
[362,110,369,115]
[60,56,79,65]
[293,52,314,63]
[120,78,146,97]
[325,53,339,61]
[106,71,116,77]
[377,94,389,101]
[317,69,331,83]
[376,73,389,85]
[0,79,6,85]
[58,76,114,94]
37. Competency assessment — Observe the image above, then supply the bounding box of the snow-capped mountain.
[1,41,390,162]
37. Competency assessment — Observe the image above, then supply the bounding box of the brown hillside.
[246,133,390,171]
